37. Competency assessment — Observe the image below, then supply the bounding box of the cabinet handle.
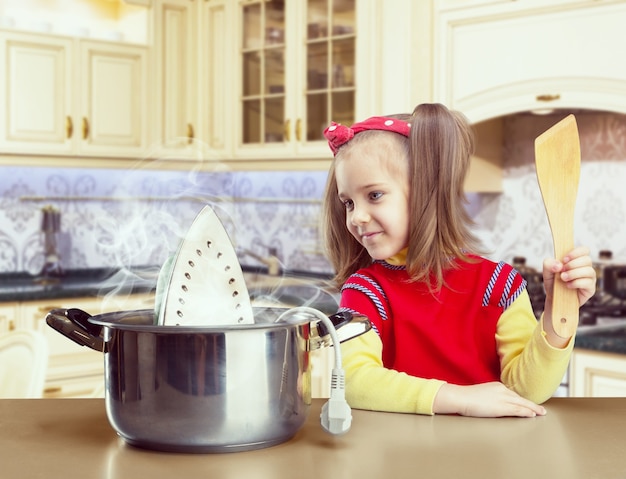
[284,119,291,142]
[187,123,194,144]
[66,116,73,139]
[38,306,60,313]
[296,118,302,142]
[82,117,90,140]
[44,386,62,394]
[9,320,15,331]
[536,94,561,102]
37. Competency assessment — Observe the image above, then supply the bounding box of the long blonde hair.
[321,103,483,290]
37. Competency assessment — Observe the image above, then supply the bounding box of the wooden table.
[1,398,625,479]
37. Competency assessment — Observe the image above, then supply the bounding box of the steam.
[94,139,241,314]
[68,136,334,318]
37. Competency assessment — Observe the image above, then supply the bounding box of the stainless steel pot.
[46,306,369,453]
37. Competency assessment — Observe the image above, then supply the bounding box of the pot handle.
[46,308,105,352]
[314,311,371,347]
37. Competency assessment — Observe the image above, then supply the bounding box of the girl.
[321,103,596,418]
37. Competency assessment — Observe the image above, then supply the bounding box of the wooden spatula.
[534,114,581,338]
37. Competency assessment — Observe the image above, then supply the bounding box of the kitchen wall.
[0,166,330,275]
[470,110,626,270]
[1,110,625,277]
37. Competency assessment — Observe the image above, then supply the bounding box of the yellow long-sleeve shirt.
[340,290,574,415]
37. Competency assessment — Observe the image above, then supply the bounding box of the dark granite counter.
[0,267,158,302]
[0,265,333,304]
[575,323,626,355]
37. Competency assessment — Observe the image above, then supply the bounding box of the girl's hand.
[542,246,596,308]
[433,382,546,418]
[541,246,596,346]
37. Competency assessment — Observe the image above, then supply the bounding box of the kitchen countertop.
[0,266,334,302]
[0,266,341,313]
[0,267,158,302]
[1,398,625,479]
[575,324,626,355]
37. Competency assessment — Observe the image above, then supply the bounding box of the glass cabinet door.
[241,0,286,145]
[239,0,356,148]
[306,0,355,141]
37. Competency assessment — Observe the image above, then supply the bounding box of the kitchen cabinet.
[0,29,149,159]
[0,303,19,333]
[570,349,626,397]
[0,31,73,156]
[152,0,199,158]
[151,0,376,165]
[311,348,333,398]
[78,40,149,157]
[12,292,154,398]
[433,0,626,123]
[149,0,432,169]
[151,0,230,160]
[230,0,430,165]
[199,0,230,158]
[235,0,361,162]
[1,1,431,169]
[232,0,430,166]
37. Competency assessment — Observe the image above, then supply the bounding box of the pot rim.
[88,307,313,333]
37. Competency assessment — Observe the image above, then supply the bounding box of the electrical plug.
[320,368,352,435]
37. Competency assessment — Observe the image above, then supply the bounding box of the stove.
[579,292,626,325]
[583,264,626,325]
[520,265,626,326]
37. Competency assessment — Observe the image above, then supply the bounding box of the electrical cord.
[276,306,352,435]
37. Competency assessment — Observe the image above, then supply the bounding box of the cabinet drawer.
[20,294,153,398]
[20,298,104,358]
[45,348,104,398]
[570,349,626,397]
[44,375,104,399]
[0,302,19,333]
[19,293,154,358]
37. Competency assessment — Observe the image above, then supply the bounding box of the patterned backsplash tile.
[470,110,626,270]
[0,166,330,275]
[1,110,625,277]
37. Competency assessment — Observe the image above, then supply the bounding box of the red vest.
[339,257,527,385]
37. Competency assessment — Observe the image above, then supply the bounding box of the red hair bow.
[323,116,411,155]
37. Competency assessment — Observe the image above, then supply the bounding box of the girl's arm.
[430,291,554,417]
[341,329,446,415]
[342,320,547,417]
[496,247,595,403]
[496,291,573,404]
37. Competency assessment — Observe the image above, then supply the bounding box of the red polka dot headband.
[323,116,411,156]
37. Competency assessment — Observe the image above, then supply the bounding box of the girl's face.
[335,145,410,261]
